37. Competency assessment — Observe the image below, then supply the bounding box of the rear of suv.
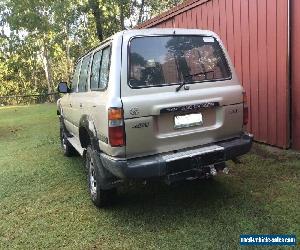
[57,28,253,207]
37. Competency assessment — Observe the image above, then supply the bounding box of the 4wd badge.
[132,122,149,129]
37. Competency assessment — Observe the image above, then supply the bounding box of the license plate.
[174,113,203,129]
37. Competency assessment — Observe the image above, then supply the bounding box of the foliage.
[0,0,184,99]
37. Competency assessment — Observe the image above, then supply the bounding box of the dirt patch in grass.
[0,126,22,139]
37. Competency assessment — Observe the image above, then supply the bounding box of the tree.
[137,0,145,24]
[88,0,104,41]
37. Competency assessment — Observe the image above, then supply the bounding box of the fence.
[0,93,60,106]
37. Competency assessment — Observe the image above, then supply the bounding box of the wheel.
[86,146,116,207]
[60,126,76,157]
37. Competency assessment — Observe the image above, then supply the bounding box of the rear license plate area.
[174,113,203,129]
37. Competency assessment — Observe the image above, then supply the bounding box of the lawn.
[0,104,299,249]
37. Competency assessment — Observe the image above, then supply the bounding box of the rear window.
[129,36,231,88]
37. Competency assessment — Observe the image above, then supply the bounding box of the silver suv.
[57,28,253,207]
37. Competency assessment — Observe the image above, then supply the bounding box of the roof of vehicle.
[122,28,216,37]
[76,28,218,63]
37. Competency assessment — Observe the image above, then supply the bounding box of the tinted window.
[129,36,231,88]
[71,61,81,92]
[78,54,92,92]
[90,50,102,90]
[99,46,111,89]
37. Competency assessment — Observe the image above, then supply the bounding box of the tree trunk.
[41,41,53,94]
[130,0,136,16]
[119,0,125,30]
[64,22,72,82]
[137,0,145,24]
[88,0,104,41]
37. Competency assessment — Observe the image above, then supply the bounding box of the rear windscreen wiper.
[176,70,214,92]
[175,80,191,92]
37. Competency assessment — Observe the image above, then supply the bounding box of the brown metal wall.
[291,0,300,150]
[138,0,290,148]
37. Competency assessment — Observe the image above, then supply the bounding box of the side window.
[90,46,111,90]
[99,46,111,89]
[71,61,81,92]
[78,54,92,92]
[90,50,102,90]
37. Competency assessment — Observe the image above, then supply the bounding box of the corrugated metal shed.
[138,0,295,149]
[291,0,300,150]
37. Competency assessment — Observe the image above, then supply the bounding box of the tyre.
[86,146,116,207]
[60,126,76,157]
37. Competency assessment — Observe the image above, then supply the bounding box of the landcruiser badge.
[161,102,219,113]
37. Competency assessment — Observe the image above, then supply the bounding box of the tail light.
[108,108,125,147]
[243,91,249,126]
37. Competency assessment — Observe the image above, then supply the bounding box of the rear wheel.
[86,146,116,207]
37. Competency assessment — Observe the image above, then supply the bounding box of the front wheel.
[60,127,76,157]
[86,146,116,207]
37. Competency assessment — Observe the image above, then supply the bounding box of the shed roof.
[136,0,211,28]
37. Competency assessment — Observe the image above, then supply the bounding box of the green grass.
[0,104,299,249]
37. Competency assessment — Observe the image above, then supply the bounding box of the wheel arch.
[79,115,100,151]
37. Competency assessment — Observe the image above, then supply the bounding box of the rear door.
[121,33,244,159]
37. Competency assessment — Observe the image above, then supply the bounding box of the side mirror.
[57,82,69,93]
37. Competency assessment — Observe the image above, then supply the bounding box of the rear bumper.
[100,133,253,179]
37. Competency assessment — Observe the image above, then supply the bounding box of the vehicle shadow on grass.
[105,173,286,238]
[117,177,231,210]
[114,178,242,221]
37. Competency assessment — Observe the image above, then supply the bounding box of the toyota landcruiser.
[57,28,253,207]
